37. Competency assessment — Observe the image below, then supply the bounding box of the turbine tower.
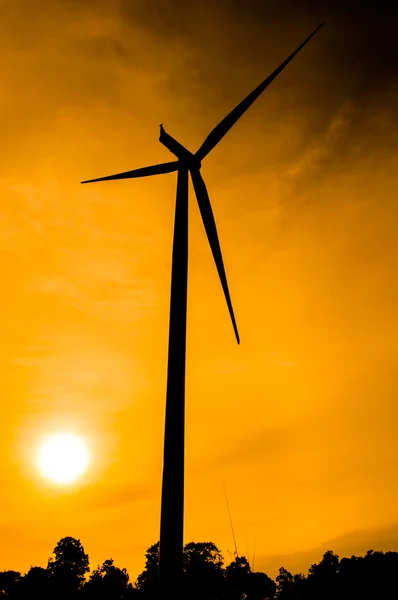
[81,23,323,597]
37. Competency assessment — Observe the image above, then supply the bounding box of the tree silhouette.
[47,537,89,599]
[307,550,339,599]
[136,541,226,599]
[337,549,398,600]
[84,558,135,599]
[246,571,276,600]
[2,536,398,600]
[135,542,159,598]
[0,571,21,598]
[183,541,225,599]
[276,567,295,599]
[225,557,276,600]
[276,567,308,600]
[225,556,252,599]
[16,567,51,600]
[362,549,398,599]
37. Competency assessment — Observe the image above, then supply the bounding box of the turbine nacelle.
[159,124,202,169]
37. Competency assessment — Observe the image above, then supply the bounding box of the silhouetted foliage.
[1,536,398,600]
[225,556,252,599]
[306,550,339,599]
[276,567,295,599]
[135,542,159,598]
[183,541,225,599]
[16,567,51,600]
[274,549,398,600]
[0,571,21,598]
[225,556,276,600]
[246,571,276,600]
[47,537,89,599]
[136,540,226,599]
[84,558,135,599]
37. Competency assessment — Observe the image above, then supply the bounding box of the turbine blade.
[81,160,179,184]
[190,168,240,344]
[195,23,323,161]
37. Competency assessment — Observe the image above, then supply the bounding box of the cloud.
[285,101,355,184]
[191,425,296,474]
[73,480,153,511]
[257,522,398,578]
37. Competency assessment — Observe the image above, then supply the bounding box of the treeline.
[0,536,397,599]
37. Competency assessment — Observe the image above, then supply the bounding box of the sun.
[37,433,90,485]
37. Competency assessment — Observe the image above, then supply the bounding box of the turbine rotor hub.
[159,124,201,169]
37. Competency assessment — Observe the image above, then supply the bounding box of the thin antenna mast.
[223,480,239,558]
[245,532,250,567]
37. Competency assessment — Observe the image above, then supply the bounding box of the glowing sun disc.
[38,433,89,484]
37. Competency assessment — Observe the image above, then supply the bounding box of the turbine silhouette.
[81,22,323,597]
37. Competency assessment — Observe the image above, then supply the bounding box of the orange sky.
[1,0,398,582]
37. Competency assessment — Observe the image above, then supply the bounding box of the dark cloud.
[121,0,398,95]
[118,0,397,168]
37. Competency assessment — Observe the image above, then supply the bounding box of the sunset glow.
[0,0,397,586]
[37,433,89,485]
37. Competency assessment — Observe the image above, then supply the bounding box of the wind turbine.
[81,23,323,596]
